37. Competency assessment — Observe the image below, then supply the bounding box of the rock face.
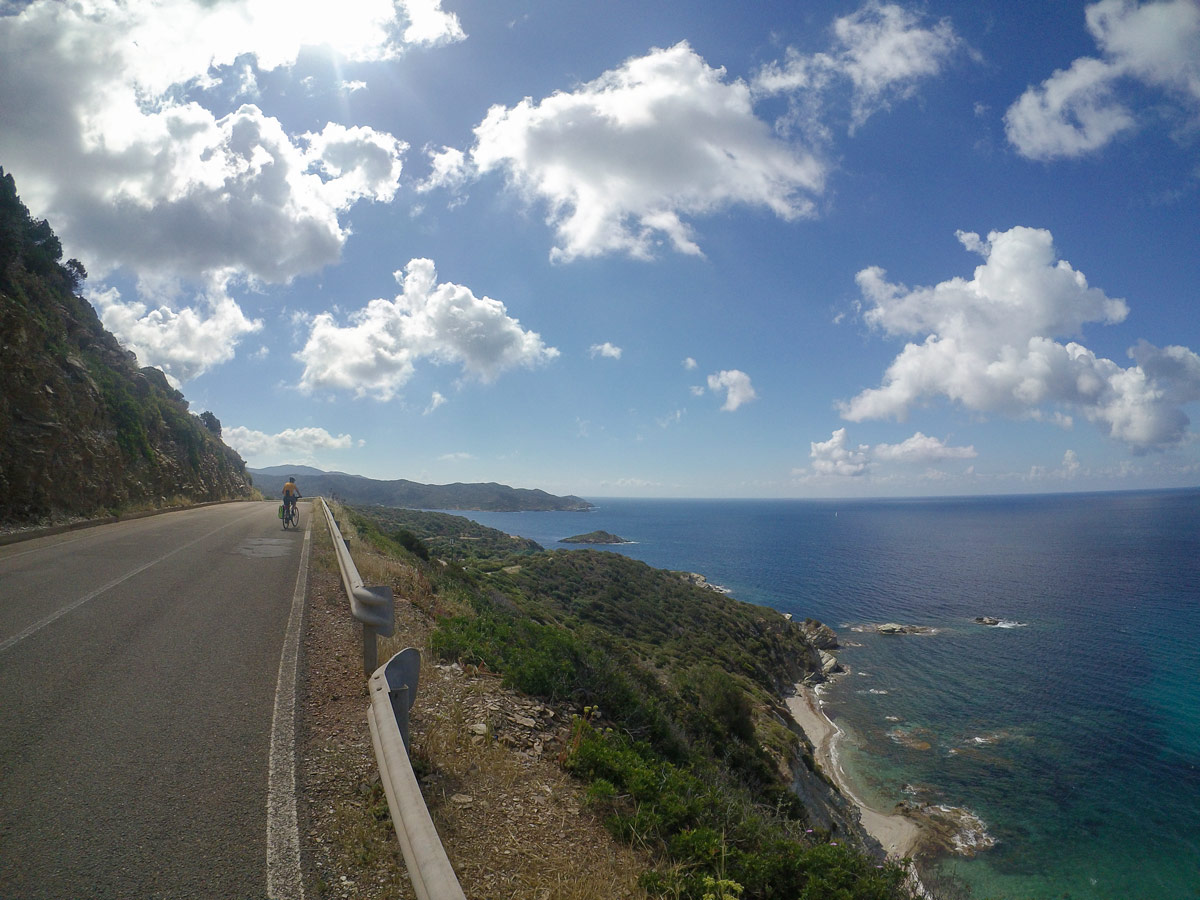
[0,170,250,524]
[798,618,839,650]
[974,616,1000,626]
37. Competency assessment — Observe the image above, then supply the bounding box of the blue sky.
[2,0,1198,498]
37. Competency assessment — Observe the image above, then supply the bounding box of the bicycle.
[282,502,299,530]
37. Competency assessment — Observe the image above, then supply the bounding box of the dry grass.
[300,501,653,900]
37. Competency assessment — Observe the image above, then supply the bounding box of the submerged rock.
[872,623,937,635]
[899,802,997,858]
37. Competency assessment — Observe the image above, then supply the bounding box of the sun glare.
[254,0,399,63]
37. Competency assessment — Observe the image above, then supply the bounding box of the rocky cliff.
[0,169,250,524]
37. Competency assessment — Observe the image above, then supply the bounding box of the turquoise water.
[447,491,1200,900]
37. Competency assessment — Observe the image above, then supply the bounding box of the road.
[0,501,310,899]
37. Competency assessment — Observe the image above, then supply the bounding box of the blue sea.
[446,490,1200,900]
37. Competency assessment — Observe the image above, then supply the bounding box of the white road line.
[0,508,260,655]
[0,531,94,564]
[266,516,309,900]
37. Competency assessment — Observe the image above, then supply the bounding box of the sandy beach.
[786,685,922,860]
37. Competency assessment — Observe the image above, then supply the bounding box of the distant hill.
[0,169,251,524]
[249,465,593,512]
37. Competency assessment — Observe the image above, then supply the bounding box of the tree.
[199,411,222,437]
[64,258,87,291]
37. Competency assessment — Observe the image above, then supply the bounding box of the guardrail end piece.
[383,647,421,709]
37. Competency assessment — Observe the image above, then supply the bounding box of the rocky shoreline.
[785,620,997,886]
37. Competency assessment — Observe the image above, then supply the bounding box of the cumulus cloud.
[453,41,824,261]
[1005,0,1200,159]
[683,357,698,370]
[809,428,976,477]
[0,0,460,378]
[842,226,1200,450]
[296,258,559,400]
[224,425,357,463]
[706,370,758,412]
[90,283,262,384]
[400,0,466,45]
[872,431,978,463]
[810,428,871,476]
[589,342,623,360]
[753,1,968,133]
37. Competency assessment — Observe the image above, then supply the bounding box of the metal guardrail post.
[319,498,395,675]
[368,649,466,900]
[382,647,421,751]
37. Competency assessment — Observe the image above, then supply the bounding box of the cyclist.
[282,476,302,520]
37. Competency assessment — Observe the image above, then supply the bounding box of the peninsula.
[559,530,631,544]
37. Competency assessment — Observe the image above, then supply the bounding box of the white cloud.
[0,1,417,282]
[417,145,472,195]
[1005,0,1200,159]
[753,1,967,133]
[706,370,758,412]
[424,391,447,415]
[1063,449,1082,476]
[0,0,460,377]
[683,357,698,370]
[225,425,357,463]
[810,428,871,476]
[589,342,623,360]
[90,282,262,384]
[872,432,978,463]
[842,226,1200,450]
[808,428,976,477]
[689,385,707,397]
[464,41,825,261]
[297,258,560,400]
[438,451,474,461]
[400,0,466,46]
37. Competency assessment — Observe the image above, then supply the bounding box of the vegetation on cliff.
[0,169,250,523]
[347,504,917,900]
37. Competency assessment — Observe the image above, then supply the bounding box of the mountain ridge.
[249,465,593,512]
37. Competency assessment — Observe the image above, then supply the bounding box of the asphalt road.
[0,501,310,899]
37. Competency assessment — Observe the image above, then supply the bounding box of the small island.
[560,530,631,544]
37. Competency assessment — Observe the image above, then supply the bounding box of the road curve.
[0,501,309,899]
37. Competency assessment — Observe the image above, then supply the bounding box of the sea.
[444,490,1200,900]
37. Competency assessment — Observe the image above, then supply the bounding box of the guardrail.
[318,498,466,898]
[368,649,466,900]
[319,498,395,674]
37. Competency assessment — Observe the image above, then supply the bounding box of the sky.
[2,0,1199,499]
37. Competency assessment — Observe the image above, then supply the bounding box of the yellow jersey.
[282,480,300,497]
